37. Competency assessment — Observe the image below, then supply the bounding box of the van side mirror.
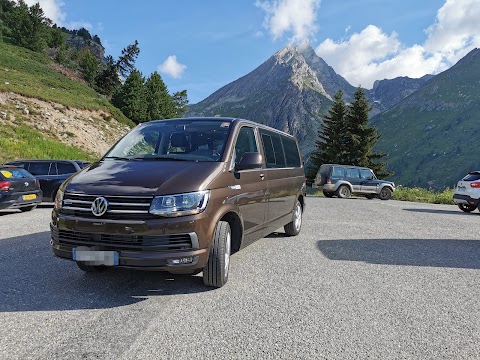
[235,152,263,171]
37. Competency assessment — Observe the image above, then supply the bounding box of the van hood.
[64,160,225,196]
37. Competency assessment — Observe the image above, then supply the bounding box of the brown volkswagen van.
[50,117,306,288]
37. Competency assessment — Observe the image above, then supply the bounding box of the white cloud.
[158,56,187,79]
[315,0,480,88]
[22,0,66,25]
[256,0,321,43]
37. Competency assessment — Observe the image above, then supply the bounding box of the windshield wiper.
[103,156,144,161]
[148,156,192,161]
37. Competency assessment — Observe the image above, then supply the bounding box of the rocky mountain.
[371,75,434,111]
[372,48,480,189]
[66,34,106,63]
[187,44,358,155]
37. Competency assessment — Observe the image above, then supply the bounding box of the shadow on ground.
[317,238,480,269]
[403,208,479,216]
[0,232,212,313]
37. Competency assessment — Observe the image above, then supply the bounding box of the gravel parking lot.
[1,198,479,359]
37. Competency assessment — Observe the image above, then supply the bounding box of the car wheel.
[336,185,351,199]
[20,205,37,212]
[284,200,302,236]
[458,204,476,212]
[76,262,108,273]
[378,187,392,200]
[203,221,231,288]
[323,191,334,198]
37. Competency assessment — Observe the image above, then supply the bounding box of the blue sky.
[25,0,480,103]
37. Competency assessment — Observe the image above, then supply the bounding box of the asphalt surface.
[1,198,480,359]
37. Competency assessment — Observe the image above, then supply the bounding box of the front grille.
[52,227,196,251]
[61,193,155,220]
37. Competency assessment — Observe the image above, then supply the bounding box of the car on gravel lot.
[50,117,306,288]
[312,164,395,200]
[4,159,89,202]
[0,165,42,212]
[453,171,480,212]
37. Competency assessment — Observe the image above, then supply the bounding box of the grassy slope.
[0,40,133,163]
[373,49,480,189]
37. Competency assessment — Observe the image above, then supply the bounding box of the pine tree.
[79,48,100,85]
[344,87,391,178]
[307,90,347,183]
[116,40,140,79]
[145,71,175,120]
[172,90,189,117]
[95,55,121,95]
[116,69,147,124]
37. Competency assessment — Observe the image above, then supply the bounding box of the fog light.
[168,257,194,265]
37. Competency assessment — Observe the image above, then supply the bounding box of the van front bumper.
[50,210,212,272]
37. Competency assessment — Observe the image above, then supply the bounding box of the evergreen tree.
[145,71,175,120]
[95,55,121,95]
[344,87,391,178]
[79,48,100,85]
[116,40,140,79]
[116,69,147,124]
[172,90,189,117]
[48,26,65,48]
[307,90,348,183]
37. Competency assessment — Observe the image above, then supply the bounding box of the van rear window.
[464,173,480,181]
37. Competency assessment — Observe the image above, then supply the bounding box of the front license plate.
[23,194,37,200]
[72,247,119,266]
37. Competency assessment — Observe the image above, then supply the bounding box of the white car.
[453,171,480,212]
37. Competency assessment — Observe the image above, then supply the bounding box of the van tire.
[336,185,351,198]
[284,200,302,236]
[203,221,231,288]
[458,204,475,212]
[76,262,108,273]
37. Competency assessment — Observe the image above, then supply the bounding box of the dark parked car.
[4,160,89,201]
[313,164,395,200]
[0,165,42,212]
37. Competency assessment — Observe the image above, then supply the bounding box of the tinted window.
[464,173,480,181]
[360,169,374,179]
[28,162,51,175]
[234,127,258,163]
[331,167,345,177]
[260,130,286,168]
[56,162,77,175]
[0,168,33,180]
[282,137,301,167]
[346,168,360,178]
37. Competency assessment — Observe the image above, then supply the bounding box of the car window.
[282,137,301,167]
[331,167,345,177]
[28,162,51,176]
[234,127,258,164]
[463,173,480,181]
[56,162,77,175]
[0,168,33,179]
[346,168,360,178]
[260,130,286,168]
[360,169,374,179]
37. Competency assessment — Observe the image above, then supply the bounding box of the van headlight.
[149,190,210,217]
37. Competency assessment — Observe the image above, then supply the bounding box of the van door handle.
[260,173,265,180]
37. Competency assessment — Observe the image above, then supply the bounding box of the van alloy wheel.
[458,204,475,212]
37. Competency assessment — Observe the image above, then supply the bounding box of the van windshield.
[104,120,232,162]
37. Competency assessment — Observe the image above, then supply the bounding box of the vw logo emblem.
[91,197,108,217]
[24,182,29,187]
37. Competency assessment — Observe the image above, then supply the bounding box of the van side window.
[28,162,51,176]
[57,162,77,175]
[260,130,287,168]
[234,127,258,164]
[281,137,301,167]
[360,169,374,179]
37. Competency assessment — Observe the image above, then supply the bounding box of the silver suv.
[453,171,480,212]
[313,164,395,200]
